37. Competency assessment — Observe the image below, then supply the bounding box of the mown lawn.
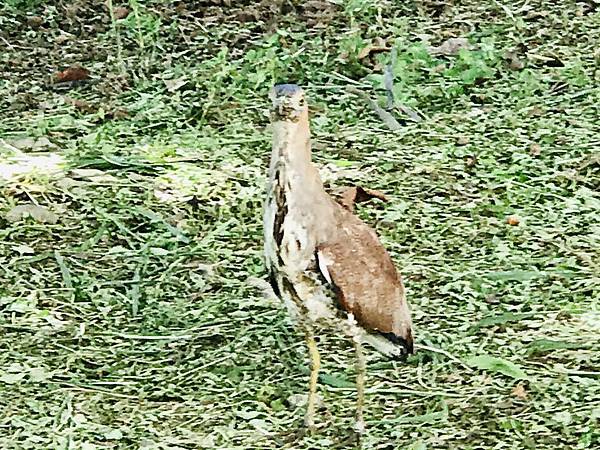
[1,1,598,449]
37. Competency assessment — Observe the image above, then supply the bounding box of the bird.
[263,84,413,434]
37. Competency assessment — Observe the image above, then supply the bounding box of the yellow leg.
[354,339,366,435]
[304,328,321,431]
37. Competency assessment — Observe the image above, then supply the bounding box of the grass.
[0,0,599,448]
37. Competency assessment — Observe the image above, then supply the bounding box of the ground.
[0,1,599,449]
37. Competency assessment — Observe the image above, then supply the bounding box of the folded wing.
[316,206,413,352]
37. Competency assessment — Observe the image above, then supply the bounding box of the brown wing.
[332,186,389,213]
[317,206,413,346]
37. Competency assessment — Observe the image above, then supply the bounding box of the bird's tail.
[361,331,413,360]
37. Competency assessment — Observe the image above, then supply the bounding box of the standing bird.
[263,84,413,434]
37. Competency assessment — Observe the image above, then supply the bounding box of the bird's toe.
[303,417,317,434]
[353,418,366,435]
[283,420,316,444]
[335,426,364,448]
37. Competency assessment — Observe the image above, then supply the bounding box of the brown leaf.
[357,38,389,59]
[10,137,55,150]
[164,77,188,92]
[530,143,541,156]
[70,168,117,182]
[505,51,525,70]
[512,383,527,400]
[53,66,90,83]
[302,0,337,13]
[64,96,96,113]
[527,107,544,117]
[465,155,477,167]
[27,16,43,28]
[302,0,339,26]
[107,108,130,119]
[6,204,59,224]
[428,37,471,56]
[335,186,388,212]
[235,9,259,22]
[113,6,130,20]
[55,34,71,45]
[432,63,446,73]
[506,215,520,226]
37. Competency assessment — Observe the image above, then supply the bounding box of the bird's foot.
[353,418,366,435]
[335,424,364,448]
[301,416,318,435]
[343,418,366,447]
[282,419,317,444]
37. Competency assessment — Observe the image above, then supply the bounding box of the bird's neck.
[270,117,314,172]
[269,117,326,196]
[267,113,338,249]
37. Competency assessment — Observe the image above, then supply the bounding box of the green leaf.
[149,247,169,256]
[0,372,26,384]
[319,373,354,388]
[483,270,543,281]
[29,367,52,382]
[527,339,582,355]
[408,442,427,450]
[400,406,448,425]
[104,429,123,440]
[269,398,285,412]
[236,409,260,420]
[380,400,448,425]
[134,207,189,243]
[332,159,355,168]
[471,312,536,330]
[552,411,572,425]
[466,355,529,380]
[54,250,73,290]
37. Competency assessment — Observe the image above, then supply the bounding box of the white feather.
[316,250,332,284]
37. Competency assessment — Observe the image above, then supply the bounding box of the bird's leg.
[304,327,321,431]
[353,337,367,435]
[343,313,367,436]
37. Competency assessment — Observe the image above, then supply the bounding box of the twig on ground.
[347,86,402,131]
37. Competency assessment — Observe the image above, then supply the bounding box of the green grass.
[1,1,599,448]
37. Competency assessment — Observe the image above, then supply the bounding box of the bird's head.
[269,84,308,122]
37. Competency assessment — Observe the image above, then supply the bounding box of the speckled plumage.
[263,84,413,432]
[264,85,413,353]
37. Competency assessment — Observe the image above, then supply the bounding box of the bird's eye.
[298,98,305,107]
